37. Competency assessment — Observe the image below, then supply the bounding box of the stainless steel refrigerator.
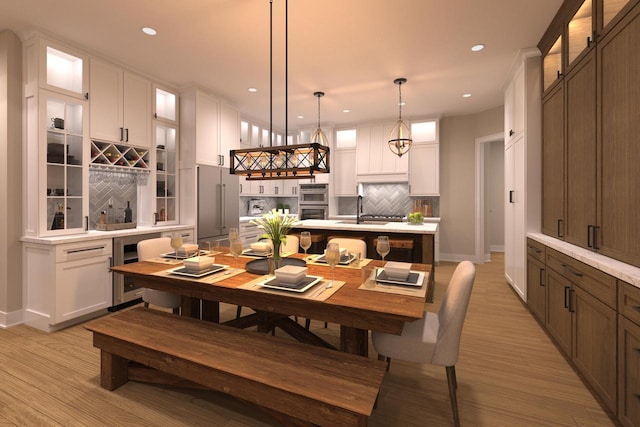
[197,165,239,244]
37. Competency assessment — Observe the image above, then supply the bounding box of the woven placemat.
[237,275,344,301]
[358,268,428,298]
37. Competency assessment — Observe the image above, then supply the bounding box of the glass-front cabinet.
[41,92,89,235]
[543,35,563,92]
[602,0,633,29]
[37,40,88,99]
[568,0,594,66]
[155,123,178,223]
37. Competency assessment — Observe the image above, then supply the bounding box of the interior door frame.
[475,132,504,263]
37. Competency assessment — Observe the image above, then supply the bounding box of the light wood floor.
[0,254,617,426]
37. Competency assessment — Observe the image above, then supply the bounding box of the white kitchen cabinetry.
[239,220,261,247]
[282,179,299,196]
[23,239,113,332]
[89,58,151,148]
[356,123,409,182]
[161,228,194,243]
[333,149,357,196]
[180,87,240,168]
[503,50,542,301]
[409,143,439,196]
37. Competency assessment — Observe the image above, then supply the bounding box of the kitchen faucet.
[356,195,363,224]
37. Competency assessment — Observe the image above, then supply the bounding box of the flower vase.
[268,241,282,274]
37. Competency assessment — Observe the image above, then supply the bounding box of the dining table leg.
[340,326,369,357]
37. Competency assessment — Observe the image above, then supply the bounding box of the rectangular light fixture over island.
[230,142,330,180]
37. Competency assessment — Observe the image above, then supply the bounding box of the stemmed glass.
[229,237,243,270]
[376,235,390,262]
[170,232,183,261]
[325,242,341,285]
[300,231,311,256]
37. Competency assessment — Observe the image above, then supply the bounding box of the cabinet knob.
[557,70,563,79]
[509,129,514,137]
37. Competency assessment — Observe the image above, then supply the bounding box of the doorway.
[475,133,504,263]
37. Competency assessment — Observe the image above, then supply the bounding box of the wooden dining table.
[111,250,432,357]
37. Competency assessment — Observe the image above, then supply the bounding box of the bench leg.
[100,350,129,391]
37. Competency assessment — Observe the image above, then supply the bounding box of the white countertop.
[295,219,438,234]
[21,224,195,245]
[528,232,640,288]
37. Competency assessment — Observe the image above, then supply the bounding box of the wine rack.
[90,141,149,170]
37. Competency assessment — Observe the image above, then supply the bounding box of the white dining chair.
[137,237,182,314]
[371,260,476,427]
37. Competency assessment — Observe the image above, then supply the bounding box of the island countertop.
[295,219,438,234]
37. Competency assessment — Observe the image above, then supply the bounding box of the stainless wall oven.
[111,232,161,309]
[299,183,329,220]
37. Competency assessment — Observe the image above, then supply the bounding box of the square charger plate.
[375,268,425,287]
[161,250,210,260]
[258,275,323,292]
[168,264,229,278]
[314,253,356,265]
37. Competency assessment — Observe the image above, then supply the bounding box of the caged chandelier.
[387,77,412,157]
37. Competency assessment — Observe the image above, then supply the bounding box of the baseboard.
[490,245,505,252]
[0,308,23,329]
[439,253,477,263]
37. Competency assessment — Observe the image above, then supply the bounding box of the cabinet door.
[598,4,640,267]
[195,91,220,165]
[282,179,298,196]
[541,83,565,238]
[618,315,640,427]
[527,255,546,323]
[572,285,617,413]
[409,143,439,196]
[334,150,357,196]
[504,62,525,142]
[55,255,112,323]
[565,50,596,249]
[219,102,239,167]
[546,269,573,355]
[504,142,516,285]
[89,58,122,143]
[122,71,151,148]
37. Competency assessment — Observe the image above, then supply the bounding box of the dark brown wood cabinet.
[541,84,565,238]
[546,267,573,355]
[618,281,640,426]
[526,239,546,323]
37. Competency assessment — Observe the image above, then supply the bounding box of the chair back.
[432,260,475,366]
[328,238,367,259]
[137,237,173,261]
[282,234,299,255]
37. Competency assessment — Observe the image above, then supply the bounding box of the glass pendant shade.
[388,118,412,157]
[388,77,412,157]
[310,91,328,146]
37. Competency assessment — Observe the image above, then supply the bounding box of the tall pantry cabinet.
[503,49,542,301]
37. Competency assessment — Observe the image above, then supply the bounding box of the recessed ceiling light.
[297,115,304,119]
[248,87,257,92]
[343,109,350,113]
[471,44,485,52]
[463,93,472,98]
[142,27,157,36]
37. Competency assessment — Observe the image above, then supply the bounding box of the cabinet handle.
[84,92,89,100]
[587,225,593,248]
[557,219,564,238]
[84,215,88,231]
[561,263,583,277]
[557,70,563,79]
[125,128,129,142]
[564,286,570,309]
[509,129,514,137]
[154,112,158,119]
[528,245,541,254]
[539,268,545,287]
[569,289,575,313]
[119,127,124,142]
[509,190,514,203]
[240,183,243,193]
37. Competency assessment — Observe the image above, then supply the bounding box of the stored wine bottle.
[51,204,65,230]
[124,200,133,223]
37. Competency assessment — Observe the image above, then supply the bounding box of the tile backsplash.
[239,196,299,216]
[338,183,439,217]
[89,170,143,229]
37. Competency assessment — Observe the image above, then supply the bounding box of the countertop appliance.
[112,232,161,309]
[299,183,329,220]
[197,165,240,244]
[249,199,266,216]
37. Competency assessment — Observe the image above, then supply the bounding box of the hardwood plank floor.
[0,254,617,426]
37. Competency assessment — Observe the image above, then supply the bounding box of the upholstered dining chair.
[137,237,182,314]
[304,237,367,330]
[371,260,476,427]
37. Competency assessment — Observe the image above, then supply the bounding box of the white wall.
[439,106,503,260]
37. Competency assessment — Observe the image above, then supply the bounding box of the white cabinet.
[409,143,439,196]
[503,50,542,301]
[89,58,152,148]
[356,123,408,182]
[282,179,299,196]
[180,87,240,168]
[239,220,261,247]
[333,149,357,196]
[24,239,113,332]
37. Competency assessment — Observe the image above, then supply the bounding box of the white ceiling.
[0,0,562,130]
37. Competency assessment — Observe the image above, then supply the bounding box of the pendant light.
[388,77,412,157]
[310,91,329,146]
[229,0,330,180]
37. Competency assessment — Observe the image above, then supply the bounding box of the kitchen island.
[292,219,438,285]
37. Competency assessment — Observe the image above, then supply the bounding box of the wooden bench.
[85,307,387,427]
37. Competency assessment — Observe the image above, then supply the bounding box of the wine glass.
[300,231,311,255]
[325,242,341,285]
[376,236,390,262]
[228,228,239,241]
[229,238,243,270]
[170,232,183,261]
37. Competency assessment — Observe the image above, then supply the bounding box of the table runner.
[151,266,245,284]
[358,268,428,298]
[237,275,344,301]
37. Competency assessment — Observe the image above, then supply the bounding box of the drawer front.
[618,315,640,427]
[620,281,640,327]
[55,239,113,263]
[527,238,546,263]
[546,248,617,309]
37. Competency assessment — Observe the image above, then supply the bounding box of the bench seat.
[85,307,386,427]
